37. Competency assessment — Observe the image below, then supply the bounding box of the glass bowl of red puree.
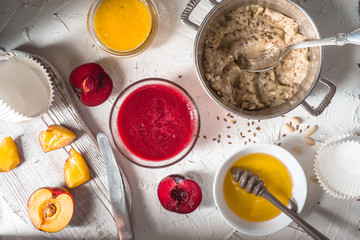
[110,78,200,168]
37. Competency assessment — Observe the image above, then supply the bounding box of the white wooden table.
[1,0,360,239]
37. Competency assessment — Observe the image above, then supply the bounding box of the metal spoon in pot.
[231,167,329,240]
[237,28,360,72]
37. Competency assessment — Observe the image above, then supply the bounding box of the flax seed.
[310,175,319,184]
[203,135,207,139]
[282,134,287,137]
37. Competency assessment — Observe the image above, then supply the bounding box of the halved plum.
[157,175,202,214]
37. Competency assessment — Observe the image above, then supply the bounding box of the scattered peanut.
[292,147,303,155]
[290,117,302,125]
[305,125,318,137]
[306,137,315,146]
[284,123,295,132]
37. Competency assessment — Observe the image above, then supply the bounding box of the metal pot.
[181,0,336,119]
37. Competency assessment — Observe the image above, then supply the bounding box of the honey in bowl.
[94,0,152,52]
[223,153,292,222]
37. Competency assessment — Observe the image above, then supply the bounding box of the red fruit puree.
[117,84,194,161]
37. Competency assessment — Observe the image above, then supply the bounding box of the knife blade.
[97,132,133,240]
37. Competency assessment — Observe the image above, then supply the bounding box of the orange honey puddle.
[94,0,152,51]
[223,153,293,222]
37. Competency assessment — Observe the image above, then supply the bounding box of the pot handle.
[181,0,218,31]
[301,77,336,116]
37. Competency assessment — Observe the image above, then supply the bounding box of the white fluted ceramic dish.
[0,50,54,122]
[314,134,360,199]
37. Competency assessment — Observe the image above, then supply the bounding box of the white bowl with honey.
[213,143,307,236]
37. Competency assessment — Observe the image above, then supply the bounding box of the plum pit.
[44,203,56,219]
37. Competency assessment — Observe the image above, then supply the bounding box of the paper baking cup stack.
[314,134,360,199]
[0,53,54,122]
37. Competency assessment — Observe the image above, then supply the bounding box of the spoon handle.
[287,28,360,52]
[346,28,360,44]
[261,188,329,240]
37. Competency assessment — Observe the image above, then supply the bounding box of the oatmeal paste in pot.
[203,5,310,110]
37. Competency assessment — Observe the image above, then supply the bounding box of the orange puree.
[223,153,292,222]
[94,0,152,51]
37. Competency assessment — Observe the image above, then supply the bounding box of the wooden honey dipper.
[231,167,329,240]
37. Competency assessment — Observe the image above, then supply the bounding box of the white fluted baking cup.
[0,51,54,122]
[314,134,360,199]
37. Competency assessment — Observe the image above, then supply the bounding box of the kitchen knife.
[97,132,133,240]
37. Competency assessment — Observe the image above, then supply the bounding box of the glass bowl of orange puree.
[213,143,307,236]
[87,0,158,57]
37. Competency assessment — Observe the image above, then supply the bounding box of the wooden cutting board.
[0,50,131,239]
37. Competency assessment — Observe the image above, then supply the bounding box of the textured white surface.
[1,0,360,239]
